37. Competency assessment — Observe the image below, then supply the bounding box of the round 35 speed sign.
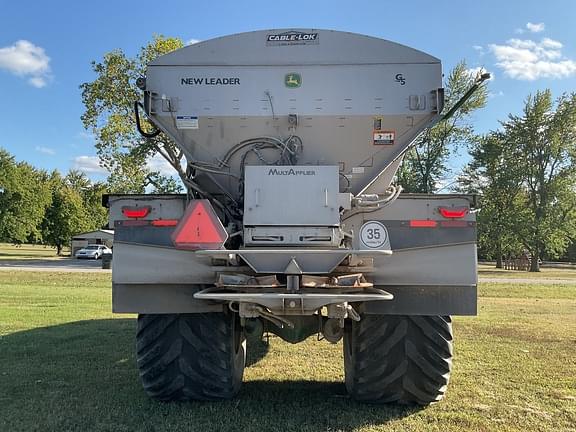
[359,221,389,249]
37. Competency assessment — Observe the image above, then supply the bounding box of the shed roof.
[72,229,114,240]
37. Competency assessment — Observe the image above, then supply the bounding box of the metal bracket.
[193,287,393,315]
[196,249,392,274]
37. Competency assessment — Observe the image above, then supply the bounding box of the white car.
[75,245,112,259]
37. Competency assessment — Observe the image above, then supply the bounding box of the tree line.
[0,150,108,255]
[4,36,576,271]
[79,36,576,272]
[461,90,576,271]
[401,86,576,271]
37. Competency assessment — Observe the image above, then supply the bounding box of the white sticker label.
[176,116,199,129]
[359,221,389,249]
[373,131,395,145]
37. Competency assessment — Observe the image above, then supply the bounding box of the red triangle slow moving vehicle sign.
[171,200,228,250]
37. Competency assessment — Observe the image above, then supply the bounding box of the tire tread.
[136,313,245,401]
[344,315,453,405]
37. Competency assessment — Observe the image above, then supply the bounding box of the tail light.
[121,206,151,219]
[438,206,468,219]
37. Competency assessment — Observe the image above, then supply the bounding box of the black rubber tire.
[136,312,246,401]
[344,315,453,405]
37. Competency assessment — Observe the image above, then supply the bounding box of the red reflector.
[410,220,438,228]
[438,206,468,219]
[122,206,150,219]
[171,200,228,250]
[440,220,469,228]
[118,220,150,227]
[151,219,179,227]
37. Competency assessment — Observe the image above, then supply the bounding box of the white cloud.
[488,90,505,98]
[466,66,494,80]
[489,37,576,80]
[186,39,201,45]
[472,45,485,55]
[35,146,55,155]
[147,153,177,176]
[72,154,178,176]
[0,40,51,87]
[526,22,545,33]
[72,156,108,174]
[435,177,459,192]
[540,37,562,50]
[28,76,47,88]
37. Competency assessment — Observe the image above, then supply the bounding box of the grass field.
[0,243,68,260]
[478,263,576,279]
[0,271,575,431]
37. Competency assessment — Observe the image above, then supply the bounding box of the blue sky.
[1,0,575,182]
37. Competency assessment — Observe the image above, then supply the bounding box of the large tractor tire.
[136,312,246,401]
[344,315,453,405]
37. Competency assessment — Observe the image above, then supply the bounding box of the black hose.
[134,101,161,138]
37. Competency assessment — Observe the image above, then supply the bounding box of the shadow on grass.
[0,319,422,432]
[478,270,530,276]
[246,335,269,366]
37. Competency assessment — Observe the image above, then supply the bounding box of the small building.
[71,229,114,256]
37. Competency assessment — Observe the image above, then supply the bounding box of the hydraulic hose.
[134,101,161,138]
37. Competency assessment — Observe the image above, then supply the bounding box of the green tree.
[0,149,51,244]
[64,169,92,192]
[42,172,89,255]
[83,182,109,230]
[503,90,576,271]
[105,153,148,194]
[80,35,185,193]
[65,170,108,230]
[460,132,524,267]
[397,62,489,192]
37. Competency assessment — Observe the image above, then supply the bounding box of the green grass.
[0,243,69,260]
[0,271,575,431]
[479,282,576,299]
[478,263,576,279]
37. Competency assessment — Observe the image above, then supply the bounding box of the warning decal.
[176,116,199,129]
[373,130,395,145]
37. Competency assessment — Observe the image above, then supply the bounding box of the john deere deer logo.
[285,73,302,88]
